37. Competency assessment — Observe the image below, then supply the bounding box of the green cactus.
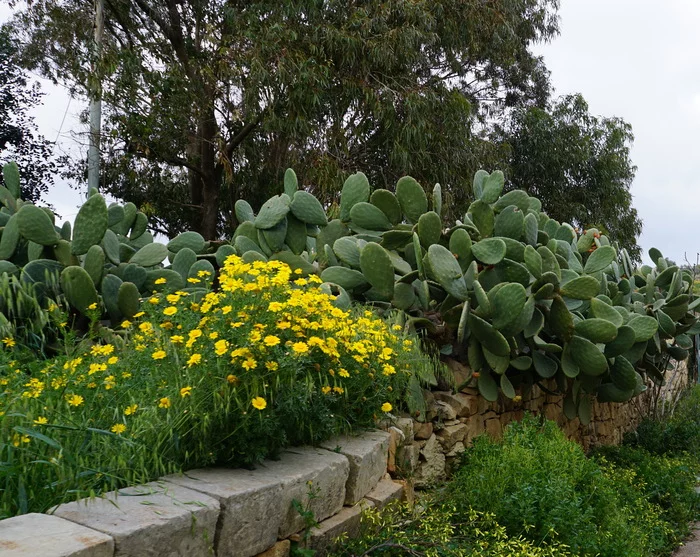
[290,191,328,226]
[340,172,370,221]
[395,176,428,224]
[60,266,98,314]
[167,231,206,254]
[359,242,395,300]
[349,202,392,231]
[16,204,61,246]
[129,243,168,267]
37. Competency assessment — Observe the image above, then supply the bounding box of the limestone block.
[484,418,503,439]
[413,421,433,440]
[255,540,290,557]
[165,446,349,556]
[320,431,390,505]
[363,478,404,510]
[446,441,465,458]
[53,481,219,557]
[465,415,485,445]
[436,423,468,451]
[394,418,414,441]
[433,392,476,418]
[432,400,457,421]
[415,434,445,487]
[308,500,374,556]
[396,443,419,474]
[0,513,114,557]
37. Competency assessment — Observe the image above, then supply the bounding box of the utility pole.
[87,0,104,193]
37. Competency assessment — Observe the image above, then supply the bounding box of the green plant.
[330,500,573,557]
[229,168,698,416]
[592,445,700,554]
[290,480,321,557]
[0,255,428,517]
[448,415,676,557]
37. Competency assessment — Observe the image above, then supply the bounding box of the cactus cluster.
[0,162,215,327]
[227,167,698,419]
[3,160,696,420]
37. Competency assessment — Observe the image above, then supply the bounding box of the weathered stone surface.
[436,423,468,450]
[0,513,114,557]
[165,446,349,557]
[415,434,445,487]
[445,358,470,387]
[320,431,390,505]
[446,441,465,458]
[413,421,433,440]
[363,478,404,510]
[432,400,457,421]
[396,443,419,474]
[255,540,290,557]
[53,481,219,557]
[307,500,374,556]
[394,417,414,441]
[433,392,476,418]
[485,418,503,439]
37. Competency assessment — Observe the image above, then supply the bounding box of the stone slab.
[0,513,114,557]
[363,478,404,509]
[320,430,390,505]
[255,539,290,557]
[308,500,374,556]
[53,481,219,557]
[164,446,348,557]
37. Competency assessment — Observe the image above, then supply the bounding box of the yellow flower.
[155,277,167,285]
[166,294,181,304]
[152,350,167,360]
[381,402,393,413]
[197,270,211,278]
[187,277,200,284]
[221,305,232,314]
[242,357,257,370]
[187,354,202,367]
[382,364,396,376]
[251,397,267,410]
[66,394,84,407]
[120,320,132,328]
[87,302,98,310]
[268,302,284,312]
[107,356,119,365]
[2,337,16,348]
[158,397,171,408]
[134,311,145,318]
[34,416,48,425]
[208,331,218,340]
[214,339,229,356]
[339,368,350,378]
[148,296,160,304]
[226,374,238,384]
[104,376,116,390]
[170,335,184,344]
[265,361,279,371]
[124,404,138,416]
[292,342,309,355]
[180,386,193,397]
[333,386,344,394]
[110,423,127,435]
[163,306,177,316]
[321,386,332,395]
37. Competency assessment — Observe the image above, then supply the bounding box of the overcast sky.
[2,1,698,266]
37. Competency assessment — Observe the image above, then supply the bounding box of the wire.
[54,96,73,144]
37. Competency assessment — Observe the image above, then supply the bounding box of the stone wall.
[386,359,691,487]
[0,361,690,556]
[0,431,407,557]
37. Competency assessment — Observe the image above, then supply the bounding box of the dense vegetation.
[334,408,700,557]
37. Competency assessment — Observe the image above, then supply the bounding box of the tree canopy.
[6,0,559,238]
[0,28,55,205]
[496,94,642,260]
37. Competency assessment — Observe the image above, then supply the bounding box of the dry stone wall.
[386,359,691,487]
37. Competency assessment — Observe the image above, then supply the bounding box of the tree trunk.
[189,99,220,240]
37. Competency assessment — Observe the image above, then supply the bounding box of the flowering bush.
[0,256,426,517]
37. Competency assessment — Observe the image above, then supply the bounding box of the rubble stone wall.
[386,359,691,487]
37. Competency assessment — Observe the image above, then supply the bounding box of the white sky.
[2,1,699,266]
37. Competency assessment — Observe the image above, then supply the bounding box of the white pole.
[87,0,104,193]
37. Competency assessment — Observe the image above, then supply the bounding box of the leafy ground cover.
[334,409,700,557]
[0,256,430,518]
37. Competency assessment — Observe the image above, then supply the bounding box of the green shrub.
[448,416,673,557]
[330,501,573,557]
[0,256,428,517]
[594,445,700,552]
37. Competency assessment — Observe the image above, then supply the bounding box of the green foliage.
[592,445,700,553]
[330,501,573,557]
[0,256,428,517]
[449,416,677,557]
[498,94,642,261]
